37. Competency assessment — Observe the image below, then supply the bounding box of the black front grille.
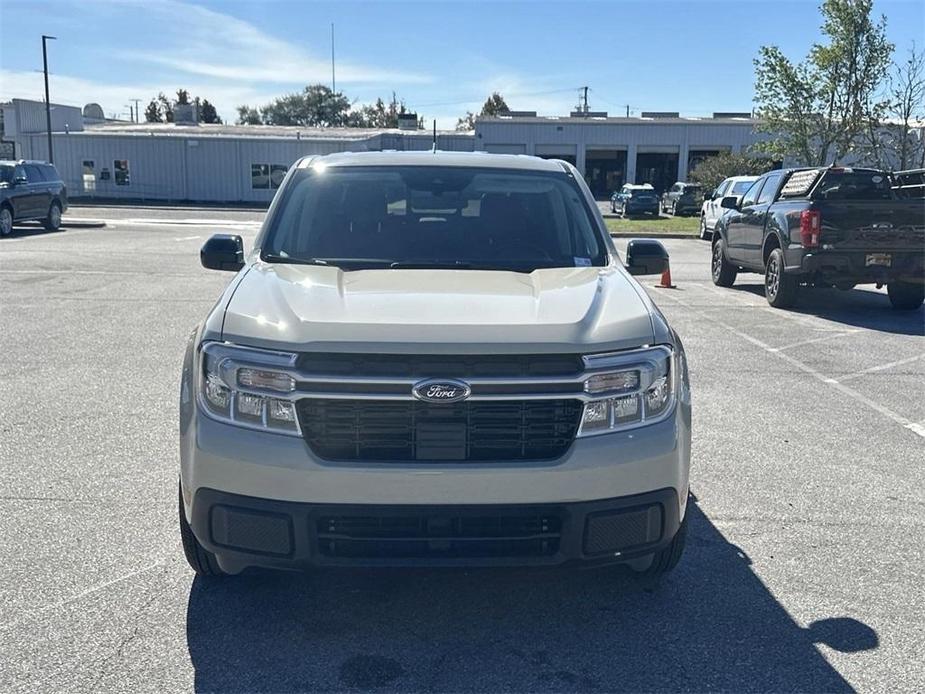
[297,353,583,378]
[316,509,563,559]
[298,398,582,462]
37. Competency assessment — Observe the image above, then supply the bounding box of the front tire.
[711,238,737,287]
[765,248,799,308]
[699,216,711,240]
[43,201,62,231]
[632,512,688,578]
[887,282,925,310]
[179,482,225,577]
[0,206,12,236]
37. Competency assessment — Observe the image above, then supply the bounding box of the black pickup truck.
[711,167,925,309]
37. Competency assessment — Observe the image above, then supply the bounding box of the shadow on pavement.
[0,224,68,240]
[730,282,924,335]
[186,494,877,692]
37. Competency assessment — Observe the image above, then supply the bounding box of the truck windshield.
[0,166,13,184]
[813,171,894,201]
[261,165,608,271]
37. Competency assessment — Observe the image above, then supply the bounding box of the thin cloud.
[122,0,432,85]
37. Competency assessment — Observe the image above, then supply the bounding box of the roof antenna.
[432,119,437,153]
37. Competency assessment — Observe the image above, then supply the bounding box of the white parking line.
[654,290,925,439]
[173,235,201,241]
[836,354,925,383]
[769,330,861,352]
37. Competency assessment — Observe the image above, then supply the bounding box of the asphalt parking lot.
[1,206,923,693]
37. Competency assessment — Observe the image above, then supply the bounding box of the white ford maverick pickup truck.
[179,151,691,577]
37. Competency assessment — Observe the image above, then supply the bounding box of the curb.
[61,219,107,229]
[609,232,700,239]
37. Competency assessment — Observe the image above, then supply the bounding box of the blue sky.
[1,0,922,128]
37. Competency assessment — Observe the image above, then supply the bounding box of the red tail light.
[800,209,822,248]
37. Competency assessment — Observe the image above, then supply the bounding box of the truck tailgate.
[818,200,925,250]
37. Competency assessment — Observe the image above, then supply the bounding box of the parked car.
[699,175,760,240]
[711,166,925,309]
[180,151,692,578]
[611,183,660,216]
[661,182,704,217]
[0,160,68,236]
[893,168,925,198]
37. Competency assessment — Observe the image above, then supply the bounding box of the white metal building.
[3,98,781,202]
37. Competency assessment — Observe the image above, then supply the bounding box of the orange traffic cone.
[656,263,677,289]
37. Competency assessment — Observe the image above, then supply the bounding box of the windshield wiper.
[261,253,330,266]
[389,260,472,269]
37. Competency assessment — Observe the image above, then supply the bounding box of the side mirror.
[720,196,739,210]
[201,234,245,272]
[625,238,669,276]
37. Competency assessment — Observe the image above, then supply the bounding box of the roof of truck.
[295,150,571,172]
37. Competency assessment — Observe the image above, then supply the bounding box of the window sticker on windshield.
[871,175,883,183]
[574,257,592,267]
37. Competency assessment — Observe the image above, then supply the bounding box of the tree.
[236,105,262,125]
[753,0,893,165]
[144,99,162,123]
[689,152,778,193]
[883,44,925,169]
[347,93,411,128]
[176,89,191,106]
[239,84,351,127]
[456,92,510,131]
[156,92,174,123]
[198,98,222,124]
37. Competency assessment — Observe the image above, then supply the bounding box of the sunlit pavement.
[1,207,923,692]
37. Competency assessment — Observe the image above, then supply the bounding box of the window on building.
[252,164,288,190]
[82,160,96,193]
[270,165,288,189]
[252,164,270,189]
[114,160,130,186]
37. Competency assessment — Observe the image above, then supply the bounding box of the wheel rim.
[0,209,11,236]
[712,243,723,279]
[50,205,61,227]
[766,255,780,298]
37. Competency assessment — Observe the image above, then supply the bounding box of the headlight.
[198,342,301,435]
[578,346,675,437]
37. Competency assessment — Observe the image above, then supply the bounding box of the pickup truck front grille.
[296,353,583,378]
[297,398,583,462]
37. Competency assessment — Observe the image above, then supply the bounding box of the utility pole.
[331,23,336,94]
[42,34,57,163]
[131,98,142,123]
[626,104,630,118]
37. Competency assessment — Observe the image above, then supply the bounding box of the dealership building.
[3,97,769,202]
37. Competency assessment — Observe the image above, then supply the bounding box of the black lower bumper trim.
[189,487,681,572]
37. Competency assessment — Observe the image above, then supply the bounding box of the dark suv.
[0,160,68,236]
[662,182,704,216]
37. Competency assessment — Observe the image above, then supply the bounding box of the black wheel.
[671,201,678,216]
[711,238,737,287]
[634,511,688,578]
[764,248,799,308]
[699,216,711,240]
[43,201,62,231]
[179,482,225,577]
[0,206,12,236]
[887,281,924,310]
[611,201,617,213]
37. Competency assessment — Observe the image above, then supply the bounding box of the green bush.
[689,152,778,193]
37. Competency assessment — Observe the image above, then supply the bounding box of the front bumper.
[188,486,681,573]
[180,403,691,572]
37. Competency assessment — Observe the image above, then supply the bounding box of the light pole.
[42,34,57,163]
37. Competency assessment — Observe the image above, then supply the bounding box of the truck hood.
[219,262,657,353]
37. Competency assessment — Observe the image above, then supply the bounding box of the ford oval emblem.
[412,378,471,404]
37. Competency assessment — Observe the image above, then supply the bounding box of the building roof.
[82,121,470,140]
[298,150,570,171]
[477,115,759,126]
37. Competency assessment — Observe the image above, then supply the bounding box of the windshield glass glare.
[262,166,607,271]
